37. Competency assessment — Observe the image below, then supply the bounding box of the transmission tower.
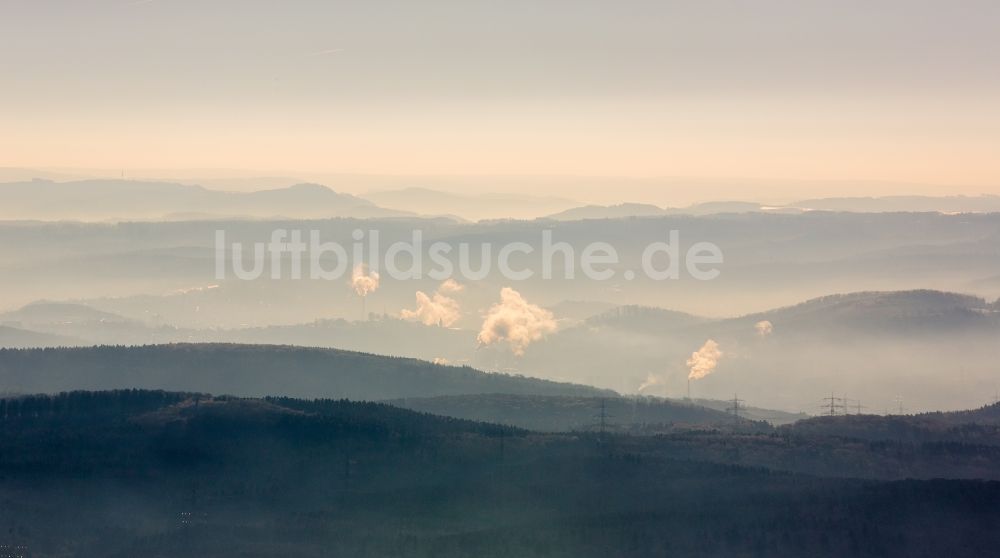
[843,396,867,415]
[591,398,615,439]
[599,398,608,435]
[498,426,505,462]
[892,396,907,415]
[821,391,847,416]
[726,393,745,424]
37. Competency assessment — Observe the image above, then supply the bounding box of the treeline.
[0,389,189,421]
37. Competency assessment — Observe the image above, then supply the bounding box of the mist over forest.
[3,1,1000,553]
[1,183,997,414]
[2,164,999,558]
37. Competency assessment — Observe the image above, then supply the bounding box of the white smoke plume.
[437,278,464,294]
[350,264,380,297]
[401,280,462,327]
[432,357,450,365]
[687,339,722,381]
[477,287,558,356]
[755,320,773,337]
[637,373,663,393]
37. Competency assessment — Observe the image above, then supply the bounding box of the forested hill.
[0,344,612,400]
[2,390,1000,557]
[783,402,1000,445]
[0,390,513,443]
[387,394,748,432]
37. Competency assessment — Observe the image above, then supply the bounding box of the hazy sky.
[2,0,999,199]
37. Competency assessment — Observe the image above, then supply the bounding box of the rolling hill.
[514,290,1000,411]
[0,301,128,325]
[726,290,1000,338]
[0,326,79,349]
[3,290,997,413]
[0,343,611,400]
[2,390,1000,557]
[784,402,1000,444]
[386,394,742,432]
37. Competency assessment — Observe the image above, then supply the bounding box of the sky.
[1,0,999,201]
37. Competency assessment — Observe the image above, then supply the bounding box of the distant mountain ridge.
[0,179,412,220]
[728,290,1000,337]
[545,195,1000,220]
[544,201,776,220]
[0,301,129,325]
[4,180,999,222]
[364,187,579,221]
[544,203,669,220]
[0,326,78,349]
[793,195,1000,213]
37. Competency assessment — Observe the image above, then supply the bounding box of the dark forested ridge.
[2,390,1000,557]
[0,344,611,400]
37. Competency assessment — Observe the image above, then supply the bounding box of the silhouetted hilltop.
[0,301,130,325]
[0,343,612,400]
[0,325,78,349]
[546,195,1000,220]
[0,179,412,220]
[735,290,997,335]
